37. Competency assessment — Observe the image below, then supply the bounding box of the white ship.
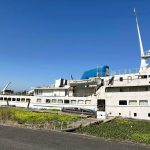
[0,9,150,120]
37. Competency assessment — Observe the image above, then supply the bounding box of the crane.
[2,82,11,95]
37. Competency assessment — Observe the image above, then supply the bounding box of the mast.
[134,8,147,72]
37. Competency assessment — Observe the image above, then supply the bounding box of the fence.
[110,68,139,76]
[23,120,80,131]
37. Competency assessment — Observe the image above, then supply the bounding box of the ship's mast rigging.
[134,8,150,73]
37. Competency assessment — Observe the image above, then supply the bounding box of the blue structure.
[81,65,109,79]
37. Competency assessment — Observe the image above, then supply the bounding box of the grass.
[0,107,79,125]
[77,117,150,144]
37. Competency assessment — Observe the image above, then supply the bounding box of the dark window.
[12,98,16,101]
[139,75,147,79]
[148,113,150,117]
[119,100,127,105]
[119,113,121,115]
[105,87,120,92]
[4,97,7,101]
[120,77,123,81]
[17,98,20,101]
[120,88,123,92]
[52,99,57,103]
[134,113,137,117]
[141,75,147,79]
[0,97,3,100]
[21,98,25,102]
[64,100,69,104]
[46,99,50,103]
[8,98,11,101]
[97,99,105,111]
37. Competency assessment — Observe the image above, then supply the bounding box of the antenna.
[134,8,144,57]
[134,8,147,71]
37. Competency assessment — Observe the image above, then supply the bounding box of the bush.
[0,107,13,122]
[77,118,150,144]
[0,107,79,126]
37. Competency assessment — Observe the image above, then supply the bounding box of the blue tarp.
[81,65,109,79]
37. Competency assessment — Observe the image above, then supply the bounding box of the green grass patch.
[0,107,79,125]
[77,117,150,144]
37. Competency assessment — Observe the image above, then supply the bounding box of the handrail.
[110,68,139,76]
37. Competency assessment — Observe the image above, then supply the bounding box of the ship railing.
[110,68,139,76]
[23,119,83,131]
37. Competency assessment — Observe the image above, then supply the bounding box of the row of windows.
[118,112,150,117]
[106,86,150,92]
[118,75,149,82]
[0,97,30,102]
[119,100,149,106]
[0,97,91,105]
[34,90,43,95]
[37,99,91,105]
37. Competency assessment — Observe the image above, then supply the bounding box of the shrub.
[77,118,150,144]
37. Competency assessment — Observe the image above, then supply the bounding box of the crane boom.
[2,82,11,95]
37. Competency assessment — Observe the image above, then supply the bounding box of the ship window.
[52,99,57,103]
[64,100,69,104]
[120,77,123,81]
[119,100,127,105]
[12,98,16,101]
[120,88,123,92]
[148,113,150,117]
[144,87,148,91]
[129,87,138,92]
[85,100,91,104]
[138,87,148,91]
[78,100,84,104]
[7,98,11,101]
[128,76,132,83]
[106,87,120,92]
[36,90,42,95]
[139,75,147,79]
[46,99,50,103]
[129,100,137,105]
[139,100,148,106]
[142,75,147,78]
[119,87,129,92]
[21,98,25,102]
[39,90,43,94]
[58,99,63,104]
[4,97,7,101]
[119,113,121,115]
[37,99,41,103]
[17,98,20,101]
[71,100,76,104]
[0,97,3,100]
[26,99,30,103]
[134,113,137,117]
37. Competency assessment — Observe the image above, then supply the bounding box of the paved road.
[0,125,149,150]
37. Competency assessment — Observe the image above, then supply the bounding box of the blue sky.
[0,0,150,91]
